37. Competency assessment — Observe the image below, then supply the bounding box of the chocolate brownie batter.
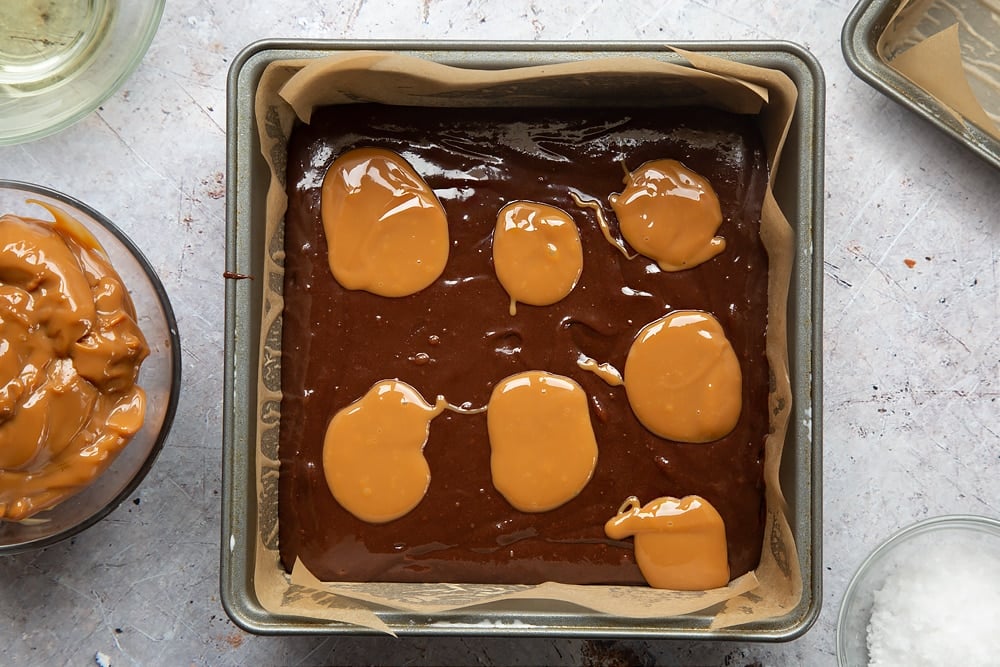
[279,104,769,585]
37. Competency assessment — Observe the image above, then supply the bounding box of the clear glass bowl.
[0,0,165,145]
[837,514,1000,666]
[0,180,180,553]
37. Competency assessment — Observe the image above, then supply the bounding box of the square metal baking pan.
[222,40,824,639]
[842,0,1000,169]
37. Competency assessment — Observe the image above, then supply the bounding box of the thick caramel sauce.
[0,203,148,521]
[609,159,725,271]
[605,495,730,590]
[323,380,445,523]
[624,310,741,443]
[321,147,449,297]
[492,201,583,315]
[487,370,598,512]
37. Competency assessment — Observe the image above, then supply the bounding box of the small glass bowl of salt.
[838,515,1000,666]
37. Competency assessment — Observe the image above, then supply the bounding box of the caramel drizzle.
[568,190,637,260]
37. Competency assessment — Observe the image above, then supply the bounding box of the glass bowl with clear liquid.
[0,0,164,144]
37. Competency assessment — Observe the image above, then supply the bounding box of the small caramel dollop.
[609,159,725,271]
[0,203,148,521]
[321,147,449,297]
[605,495,730,590]
[487,371,598,512]
[624,310,741,443]
[492,201,583,315]
[323,379,446,523]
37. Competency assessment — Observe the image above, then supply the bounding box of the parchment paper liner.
[252,50,801,633]
[878,0,1000,140]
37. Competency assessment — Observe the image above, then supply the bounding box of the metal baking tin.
[842,0,1000,169]
[222,41,824,639]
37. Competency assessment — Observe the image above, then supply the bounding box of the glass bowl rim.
[0,178,182,553]
[836,513,1000,664]
[0,0,166,146]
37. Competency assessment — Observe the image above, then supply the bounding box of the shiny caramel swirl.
[0,202,149,522]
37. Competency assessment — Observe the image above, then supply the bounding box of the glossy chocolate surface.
[279,104,769,585]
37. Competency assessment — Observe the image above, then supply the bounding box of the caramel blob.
[323,379,446,523]
[0,204,149,521]
[492,201,583,315]
[321,147,449,297]
[624,310,741,443]
[487,371,598,512]
[609,159,725,271]
[605,495,730,590]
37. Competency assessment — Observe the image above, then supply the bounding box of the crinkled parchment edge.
[249,49,801,633]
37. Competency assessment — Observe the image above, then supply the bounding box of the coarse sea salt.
[867,538,1000,666]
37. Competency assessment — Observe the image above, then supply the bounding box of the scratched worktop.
[2,1,998,665]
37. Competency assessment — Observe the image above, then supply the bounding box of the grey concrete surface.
[1,1,998,665]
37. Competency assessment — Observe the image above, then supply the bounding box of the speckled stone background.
[1,1,998,665]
